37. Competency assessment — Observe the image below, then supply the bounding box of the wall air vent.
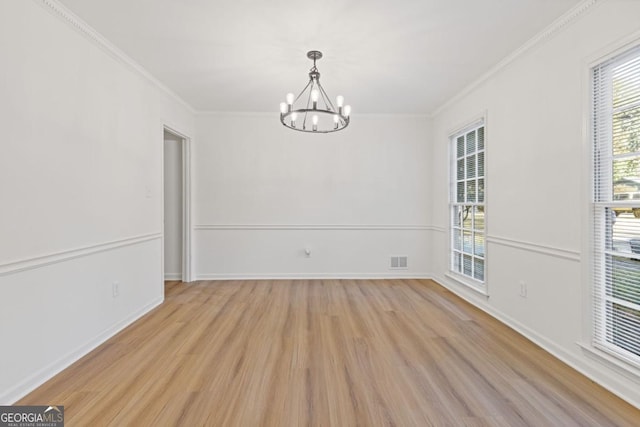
[390,256,408,270]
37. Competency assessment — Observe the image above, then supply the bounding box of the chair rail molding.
[486,234,580,262]
[0,233,162,277]
[194,224,433,231]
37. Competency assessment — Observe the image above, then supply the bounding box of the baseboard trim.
[197,272,433,281]
[432,274,640,409]
[578,343,640,383]
[164,273,182,281]
[1,296,164,405]
[0,233,162,277]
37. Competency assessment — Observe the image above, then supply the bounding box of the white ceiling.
[58,0,583,114]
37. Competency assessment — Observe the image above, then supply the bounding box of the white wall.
[163,131,183,279]
[0,1,193,403]
[4,0,637,412]
[429,0,640,408]
[194,114,431,278]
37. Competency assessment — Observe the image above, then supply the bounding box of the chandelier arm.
[317,81,337,112]
[294,79,312,104]
[317,82,332,111]
[302,81,313,130]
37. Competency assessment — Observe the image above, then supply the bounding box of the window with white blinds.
[450,122,485,288]
[592,45,640,365]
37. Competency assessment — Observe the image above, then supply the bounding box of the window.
[592,45,640,365]
[450,122,485,288]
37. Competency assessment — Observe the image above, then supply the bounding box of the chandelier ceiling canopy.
[279,51,351,133]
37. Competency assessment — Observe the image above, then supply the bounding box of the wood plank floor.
[19,279,640,426]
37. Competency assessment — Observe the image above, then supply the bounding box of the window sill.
[578,342,640,382]
[445,272,489,297]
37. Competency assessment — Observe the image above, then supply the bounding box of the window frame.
[590,44,640,369]
[448,119,487,293]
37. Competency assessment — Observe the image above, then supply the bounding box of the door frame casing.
[162,125,193,284]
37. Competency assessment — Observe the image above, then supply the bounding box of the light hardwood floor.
[19,279,640,426]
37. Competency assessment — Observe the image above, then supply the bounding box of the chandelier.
[279,51,351,133]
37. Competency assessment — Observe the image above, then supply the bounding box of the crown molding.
[430,0,601,118]
[35,0,196,115]
[34,0,600,119]
[195,111,277,118]
[195,111,432,119]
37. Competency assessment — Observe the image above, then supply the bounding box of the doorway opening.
[163,127,192,288]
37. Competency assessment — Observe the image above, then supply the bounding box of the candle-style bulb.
[336,95,344,107]
[291,112,298,128]
[279,102,287,114]
[344,105,351,117]
[311,89,319,110]
[286,93,295,105]
[312,114,318,131]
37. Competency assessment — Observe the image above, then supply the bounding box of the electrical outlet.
[519,280,527,298]
[112,281,120,298]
